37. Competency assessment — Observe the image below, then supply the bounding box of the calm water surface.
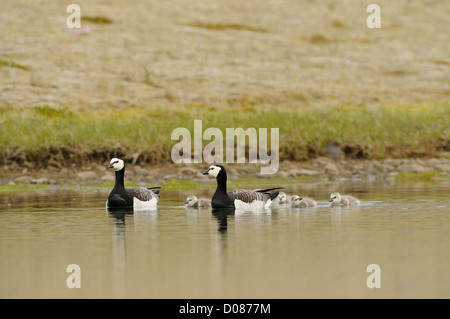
[0,180,449,298]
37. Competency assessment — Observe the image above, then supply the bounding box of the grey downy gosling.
[185,195,211,208]
[106,158,161,210]
[276,191,292,205]
[329,192,361,207]
[202,164,284,209]
[290,195,317,208]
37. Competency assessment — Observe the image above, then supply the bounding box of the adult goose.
[185,195,211,209]
[329,192,361,207]
[106,158,161,210]
[202,164,284,209]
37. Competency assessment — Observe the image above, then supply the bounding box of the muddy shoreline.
[2,156,449,186]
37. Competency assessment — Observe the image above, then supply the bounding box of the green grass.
[0,59,28,70]
[82,16,113,24]
[394,172,447,183]
[0,102,448,166]
[0,184,49,194]
[162,178,214,190]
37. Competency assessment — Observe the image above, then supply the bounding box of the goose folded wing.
[253,187,285,193]
[126,187,159,201]
[227,189,268,203]
[146,186,162,195]
[255,187,284,201]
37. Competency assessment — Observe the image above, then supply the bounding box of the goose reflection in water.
[106,206,134,225]
[211,208,235,233]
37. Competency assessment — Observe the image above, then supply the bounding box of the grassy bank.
[1,102,449,167]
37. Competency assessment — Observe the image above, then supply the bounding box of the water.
[0,180,449,299]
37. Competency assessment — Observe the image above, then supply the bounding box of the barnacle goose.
[329,192,361,207]
[185,195,211,208]
[202,164,284,209]
[275,191,292,204]
[291,195,317,208]
[106,158,161,210]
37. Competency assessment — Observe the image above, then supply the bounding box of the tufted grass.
[0,59,28,70]
[394,172,447,183]
[0,102,449,166]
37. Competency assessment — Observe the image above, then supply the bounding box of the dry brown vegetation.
[0,1,449,172]
[0,0,448,111]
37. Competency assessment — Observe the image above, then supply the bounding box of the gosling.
[329,192,361,207]
[291,195,317,208]
[276,192,292,205]
[185,195,211,209]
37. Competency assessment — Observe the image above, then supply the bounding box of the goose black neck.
[115,168,125,188]
[216,170,227,194]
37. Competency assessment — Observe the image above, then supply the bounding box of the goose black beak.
[107,163,114,169]
[329,199,333,202]
[202,170,209,175]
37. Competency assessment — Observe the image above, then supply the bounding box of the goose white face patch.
[291,195,301,203]
[330,192,340,202]
[109,158,124,171]
[185,195,198,206]
[277,192,287,203]
[206,165,222,178]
